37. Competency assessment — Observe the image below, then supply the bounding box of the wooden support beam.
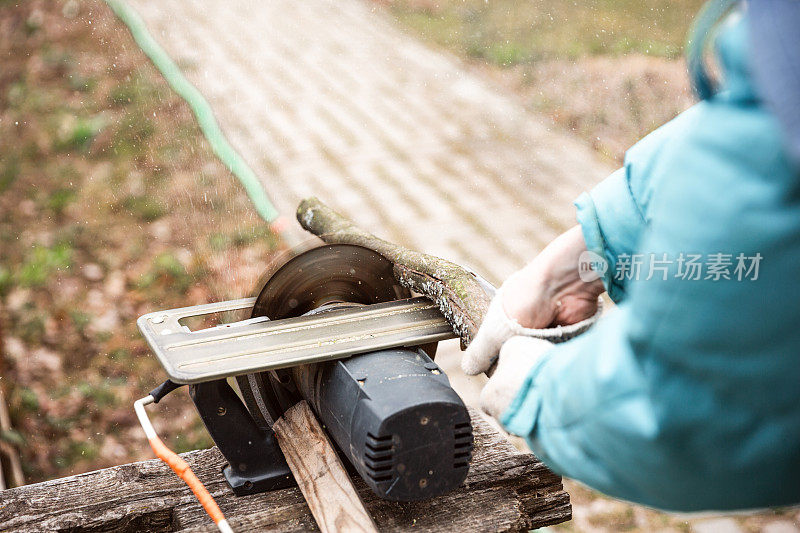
[0,407,570,532]
[273,401,378,533]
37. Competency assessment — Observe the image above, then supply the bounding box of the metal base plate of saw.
[137,245,455,384]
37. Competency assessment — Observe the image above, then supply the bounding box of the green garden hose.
[105,0,281,224]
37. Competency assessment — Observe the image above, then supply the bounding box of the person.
[462,0,800,511]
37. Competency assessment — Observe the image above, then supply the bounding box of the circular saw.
[138,243,472,502]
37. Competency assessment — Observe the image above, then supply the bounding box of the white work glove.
[479,336,553,419]
[462,286,599,376]
[462,225,604,421]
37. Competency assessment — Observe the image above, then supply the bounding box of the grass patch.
[17,243,73,287]
[53,113,106,152]
[0,428,26,447]
[171,426,214,454]
[209,226,281,251]
[109,74,158,107]
[16,313,47,344]
[53,441,99,469]
[389,0,704,65]
[0,265,11,295]
[111,111,156,155]
[69,309,92,334]
[138,252,193,294]
[0,155,20,192]
[47,187,77,216]
[121,194,166,221]
[18,388,40,412]
[76,380,119,408]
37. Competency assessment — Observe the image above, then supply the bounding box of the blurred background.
[0,0,797,531]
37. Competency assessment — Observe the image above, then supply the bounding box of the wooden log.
[296,197,602,358]
[0,407,570,532]
[296,197,493,347]
[273,401,378,533]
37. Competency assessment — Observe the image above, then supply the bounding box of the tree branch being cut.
[296,197,494,347]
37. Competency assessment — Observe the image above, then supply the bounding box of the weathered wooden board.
[273,401,377,533]
[0,408,570,532]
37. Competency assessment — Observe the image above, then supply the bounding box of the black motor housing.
[296,347,473,501]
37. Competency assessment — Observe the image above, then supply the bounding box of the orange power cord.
[134,396,234,533]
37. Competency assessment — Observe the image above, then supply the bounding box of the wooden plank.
[0,408,570,532]
[273,401,378,533]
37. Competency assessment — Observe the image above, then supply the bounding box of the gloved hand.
[462,287,554,374]
[479,336,553,419]
[461,226,605,377]
[462,225,605,376]
[462,286,600,375]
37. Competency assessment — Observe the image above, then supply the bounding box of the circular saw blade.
[237,244,410,428]
[251,244,409,320]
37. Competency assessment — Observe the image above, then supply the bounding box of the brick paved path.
[128,0,611,284]
[126,0,612,398]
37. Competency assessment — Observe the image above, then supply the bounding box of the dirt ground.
[480,55,694,162]
[0,0,281,482]
[385,0,700,163]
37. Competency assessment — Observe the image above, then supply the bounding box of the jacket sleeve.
[575,169,642,302]
[502,305,662,504]
[500,106,707,509]
[575,102,704,303]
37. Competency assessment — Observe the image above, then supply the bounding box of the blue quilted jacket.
[501,7,800,511]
